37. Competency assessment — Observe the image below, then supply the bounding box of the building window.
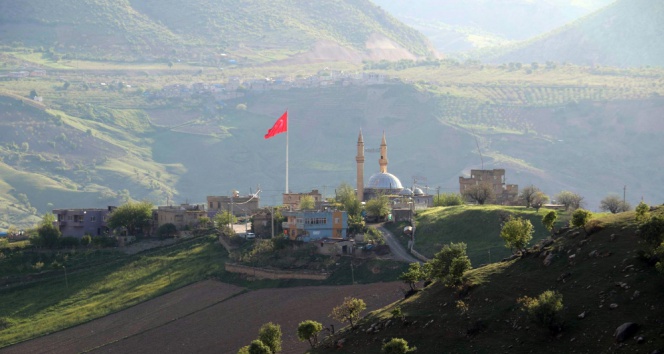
[90,216,97,222]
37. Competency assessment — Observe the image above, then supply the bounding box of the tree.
[518,290,563,330]
[330,297,366,329]
[570,209,592,235]
[382,338,416,354]
[297,320,323,348]
[434,193,464,207]
[366,195,390,220]
[36,213,61,248]
[244,340,271,354]
[462,183,494,205]
[599,194,631,214]
[430,242,471,286]
[107,201,153,236]
[531,191,549,212]
[156,223,177,239]
[29,89,38,99]
[520,185,540,208]
[299,195,315,210]
[635,201,650,223]
[555,191,584,211]
[399,262,424,291]
[258,322,282,354]
[214,210,237,228]
[500,217,534,254]
[542,210,557,235]
[336,183,361,219]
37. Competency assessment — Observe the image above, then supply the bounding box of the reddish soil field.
[2,281,407,354]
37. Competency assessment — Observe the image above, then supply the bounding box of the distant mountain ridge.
[483,0,664,67]
[371,0,613,53]
[0,0,435,63]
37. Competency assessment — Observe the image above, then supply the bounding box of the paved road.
[377,225,421,264]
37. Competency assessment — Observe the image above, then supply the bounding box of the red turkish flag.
[264,111,288,139]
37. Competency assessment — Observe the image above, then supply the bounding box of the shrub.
[518,290,563,329]
[59,236,80,248]
[157,223,177,239]
[297,320,323,348]
[81,235,92,246]
[382,338,416,354]
[638,215,664,247]
[330,297,366,329]
[258,322,282,354]
[364,226,385,245]
[429,242,471,286]
[635,202,650,223]
[570,209,592,234]
[434,193,464,206]
[500,217,534,254]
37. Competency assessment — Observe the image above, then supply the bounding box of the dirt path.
[2,281,406,354]
[377,225,421,264]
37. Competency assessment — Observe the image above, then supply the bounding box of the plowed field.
[2,281,406,354]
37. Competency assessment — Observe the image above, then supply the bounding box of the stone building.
[207,191,260,217]
[459,169,519,205]
[52,207,116,238]
[282,189,323,210]
[154,204,206,231]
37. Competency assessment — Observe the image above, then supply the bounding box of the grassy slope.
[387,205,571,265]
[0,0,433,61]
[483,0,664,67]
[317,209,664,353]
[0,233,407,347]
[0,235,227,347]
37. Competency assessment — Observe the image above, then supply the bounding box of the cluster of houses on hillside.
[49,131,521,257]
[149,71,388,100]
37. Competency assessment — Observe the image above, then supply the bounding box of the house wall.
[459,169,519,205]
[283,210,348,242]
[282,190,323,210]
[207,195,259,217]
[53,208,113,238]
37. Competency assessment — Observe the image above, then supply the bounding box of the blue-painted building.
[282,210,348,242]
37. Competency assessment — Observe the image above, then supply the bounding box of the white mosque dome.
[413,188,424,196]
[400,188,413,196]
[367,172,404,190]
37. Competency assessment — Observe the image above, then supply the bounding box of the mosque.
[355,130,426,201]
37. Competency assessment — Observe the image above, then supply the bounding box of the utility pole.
[623,185,627,206]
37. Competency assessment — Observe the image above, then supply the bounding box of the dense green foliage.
[600,194,631,214]
[381,337,416,354]
[433,193,464,207]
[257,322,282,354]
[500,217,534,254]
[297,320,323,348]
[542,211,557,234]
[330,297,366,329]
[430,242,471,286]
[518,290,564,329]
[570,209,593,233]
[107,201,153,236]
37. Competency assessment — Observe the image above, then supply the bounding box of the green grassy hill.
[317,208,664,353]
[483,0,664,67]
[387,206,571,265]
[0,0,434,63]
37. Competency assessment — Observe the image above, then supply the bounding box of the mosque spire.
[379,131,388,174]
[356,129,365,201]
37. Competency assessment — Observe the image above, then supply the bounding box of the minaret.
[356,129,365,201]
[379,131,388,173]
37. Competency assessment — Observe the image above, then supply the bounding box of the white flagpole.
[285,111,289,194]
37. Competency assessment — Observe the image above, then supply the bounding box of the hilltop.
[316,208,664,353]
[483,0,664,67]
[0,0,435,63]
